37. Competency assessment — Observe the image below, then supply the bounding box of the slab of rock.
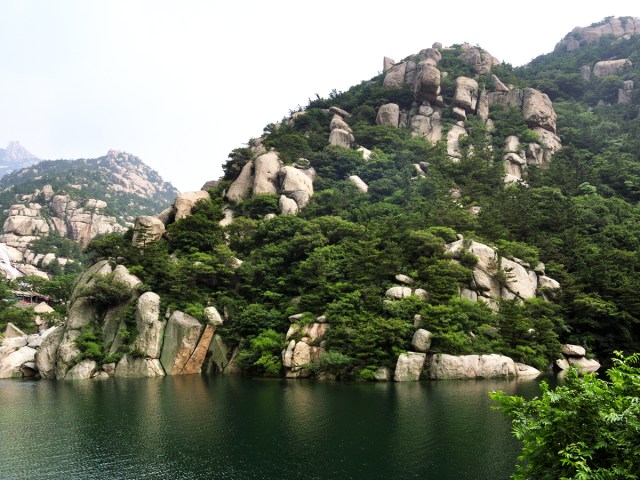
[279,195,299,215]
[428,354,517,379]
[383,62,407,88]
[206,334,230,374]
[115,355,165,377]
[376,103,400,127]
[515,363,541,377]
[394,352,426,381]
[173,191,210,220]
[348,175,368,193]
[411,329,433,353]
[330,114,352,133]
[160,311,204,375]
[204,306,224,326]
[567,356,600,372]
[4,323,26,338]
[447,124,466,159]
[538,276,560,290]
[561,344,586,357]
[383,56,395,72]
[593,59,632,78]
[132,292,165,358]
[395,274,414,285]
[414,289,428,301]
[555,358,570,370]
[181,324,216,374]
[280,166,314,209]
[226,160,254,203]
[491,74,509,92]
[329,106,350,118]
[375,366,391,381]
[35,326,63,378]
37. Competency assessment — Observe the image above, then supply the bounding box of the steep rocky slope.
[0,150,178,278]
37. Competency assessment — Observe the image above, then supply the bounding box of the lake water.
[0,375,552,479]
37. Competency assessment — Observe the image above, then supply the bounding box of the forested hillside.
[4,17,638,381]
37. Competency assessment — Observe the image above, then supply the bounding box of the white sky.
[1,0,639,192]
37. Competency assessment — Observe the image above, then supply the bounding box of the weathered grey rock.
[561,344,586,357]
[452,107,466,121]
[65,359,96,380]
[279,195,299,215]
[115,355,165,377]
[522,88,557,133]
[132,292,165,358]
[593,59,632,78]
[383,56,395,72]
[132,216,165,246]
[219,207,234,227]
[160,311,204,375]
[330,114,352,133]
[348,175,368,193]
[415,65,441,103]
[515,363,541,377]
[501,257,538,299]
[35,326,63,378]
[394,352,426,381]
[428,354,517,379]
[461,288,478,301]
[112,264,142,290]
[329,129,354,148]
[206,334,230,374]
[376,103,400,127]
[226,160,254,203]
[0,346,37,378]
[204,306,224,326]
[253,151,282,196]
[453,77,479,112]
[156,207,173,225]
[383,62,407,88]
[385,286,412,299]
[329,106,350,118]
[66,297,99,330]
[477,90,489,120]
[411,329,433,353]
[459,43,500,75]
[174,191,210,220]
[375,366,391,381]
[357,146,372,160]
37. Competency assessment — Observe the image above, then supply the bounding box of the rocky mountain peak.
[0,141,40,177]
[555,16,640,52]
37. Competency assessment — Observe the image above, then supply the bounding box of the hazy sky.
[1,1,639,192]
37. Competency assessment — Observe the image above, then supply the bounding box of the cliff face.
[0,150,178,279]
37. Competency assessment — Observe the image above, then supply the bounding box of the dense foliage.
[491,354,640,479]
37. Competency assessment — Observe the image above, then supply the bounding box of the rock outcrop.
[282,321,328,378]
[556,17,640,53]
[555,343,600,373]
[394,352,426,381]
[426,354,539,379]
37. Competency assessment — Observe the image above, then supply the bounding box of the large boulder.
[132,292,165,358]
[561,344,586,357]
[160,311,204,375]
[415,65,441,103]
[329,129,354,148]
[427,354,517,379]
[376,103,400,127]
[522,88,557,133]
[132,216,166,246]
[394,352,426,381]
[411,329,433,353]
[385,286,412,299]
[453,77,479,112]
[226,160,254,203]
[383,62,406,88]
[567,356,601,372]
[279,195,299,215]
[252,151,282,196]
[447,124,467,159]
[115,355,165,377]
[330,114,352,133]
[173,191,210,220]
[348,176,368,193]
[593,59,632,78]
[280,166,314,209]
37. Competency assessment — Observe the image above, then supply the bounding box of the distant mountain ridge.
[0,141,40,176]
[0,149,179,279]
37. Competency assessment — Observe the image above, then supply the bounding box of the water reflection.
[0,375,553,480]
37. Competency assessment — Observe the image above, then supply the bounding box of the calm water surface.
[0,375,553,479]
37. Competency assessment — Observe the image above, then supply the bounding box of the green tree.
[491,353,640,480]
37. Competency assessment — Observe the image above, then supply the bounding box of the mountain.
[0,141,40,176]
[2,17,639,382]
[0,149,178,278]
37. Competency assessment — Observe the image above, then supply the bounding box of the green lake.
[0,375,552,479]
